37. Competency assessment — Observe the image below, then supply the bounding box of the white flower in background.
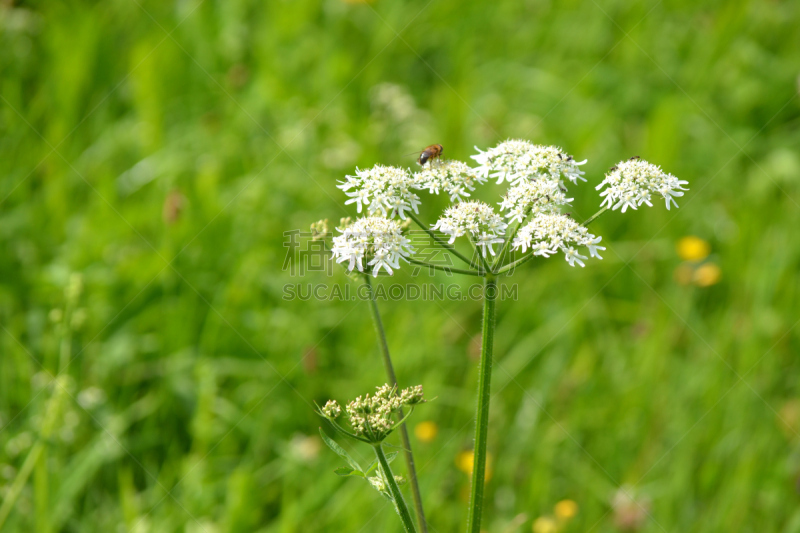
[337,165,422,219]
[512,213,605,267]
[499,180,573,223]
[414,159,488,202]
[471,140,587,186]
[330,217,414,276]
[596,159,689,212]
[432,201,507,257]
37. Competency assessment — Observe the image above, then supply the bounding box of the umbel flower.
[471,140,587,186]
[596,159,689,212]
[413,159,488,202]
[432,201,508,258]
[337,164,422,219]
[499,180,573,223]
[330,217,414,276]
[512,213,605,267]
[320,384,427,443]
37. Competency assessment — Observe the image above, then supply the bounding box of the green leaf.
[319,428,362,472]
[334,466,365,477]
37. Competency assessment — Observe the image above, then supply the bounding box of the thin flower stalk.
[407,257,484,277]
[408,211,483,271]
[363,276,428,533]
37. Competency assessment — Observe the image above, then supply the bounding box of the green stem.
[363,276,428,533]
[0,296,75,530]
[466,235,493,275]
[492,221,520,270]
[408,211,482,270]
[495,253,535,275]
[374,443,417,533]
[582,206,608,226]
[407,257,484,277]
[0,442,44,528]
[466,275,497,533]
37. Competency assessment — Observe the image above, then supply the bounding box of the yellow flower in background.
[456,450,493,481]
[456,451,474,474]
[554,499,578,520]
[414,421,439,442]
[693,262,721,287]
[532,516,558,533]
[677,236,710,262]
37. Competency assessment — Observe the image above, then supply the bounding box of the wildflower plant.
[313,139,688,533]
[318,385,427,532]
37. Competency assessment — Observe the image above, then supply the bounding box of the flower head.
[310,219,329,241]
[337,165,422,219]
[512,213,605,267]
[596,159,688,212]
[432,201,507,258]
[321,400,341,419]
[471,140,586,186]
[414,159,487,202]
[327,384,426,442]
[499,180,573,223]
[330,217,414,277]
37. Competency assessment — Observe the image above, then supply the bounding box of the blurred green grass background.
[2,0,800,531]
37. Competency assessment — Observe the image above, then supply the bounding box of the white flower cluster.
[330,217,414,277]
[512,213,605,267]
[472,140,587,186]
[499,180,573,223]
[338,165,422,219]
[325,384,426,442]
[596,159,689,212]
[432,201,508,258]
[414,160,487,202]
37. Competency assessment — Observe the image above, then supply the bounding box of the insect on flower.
[417,144,443,166]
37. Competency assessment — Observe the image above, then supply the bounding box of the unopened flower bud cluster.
[310,219,329,241]
[322,384,426,442]
[322,399,341,419]
[596,159,689,212]
[369,472,407,494]
[432,201,508,258]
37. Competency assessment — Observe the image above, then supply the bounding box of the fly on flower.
[417,144,443,166]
